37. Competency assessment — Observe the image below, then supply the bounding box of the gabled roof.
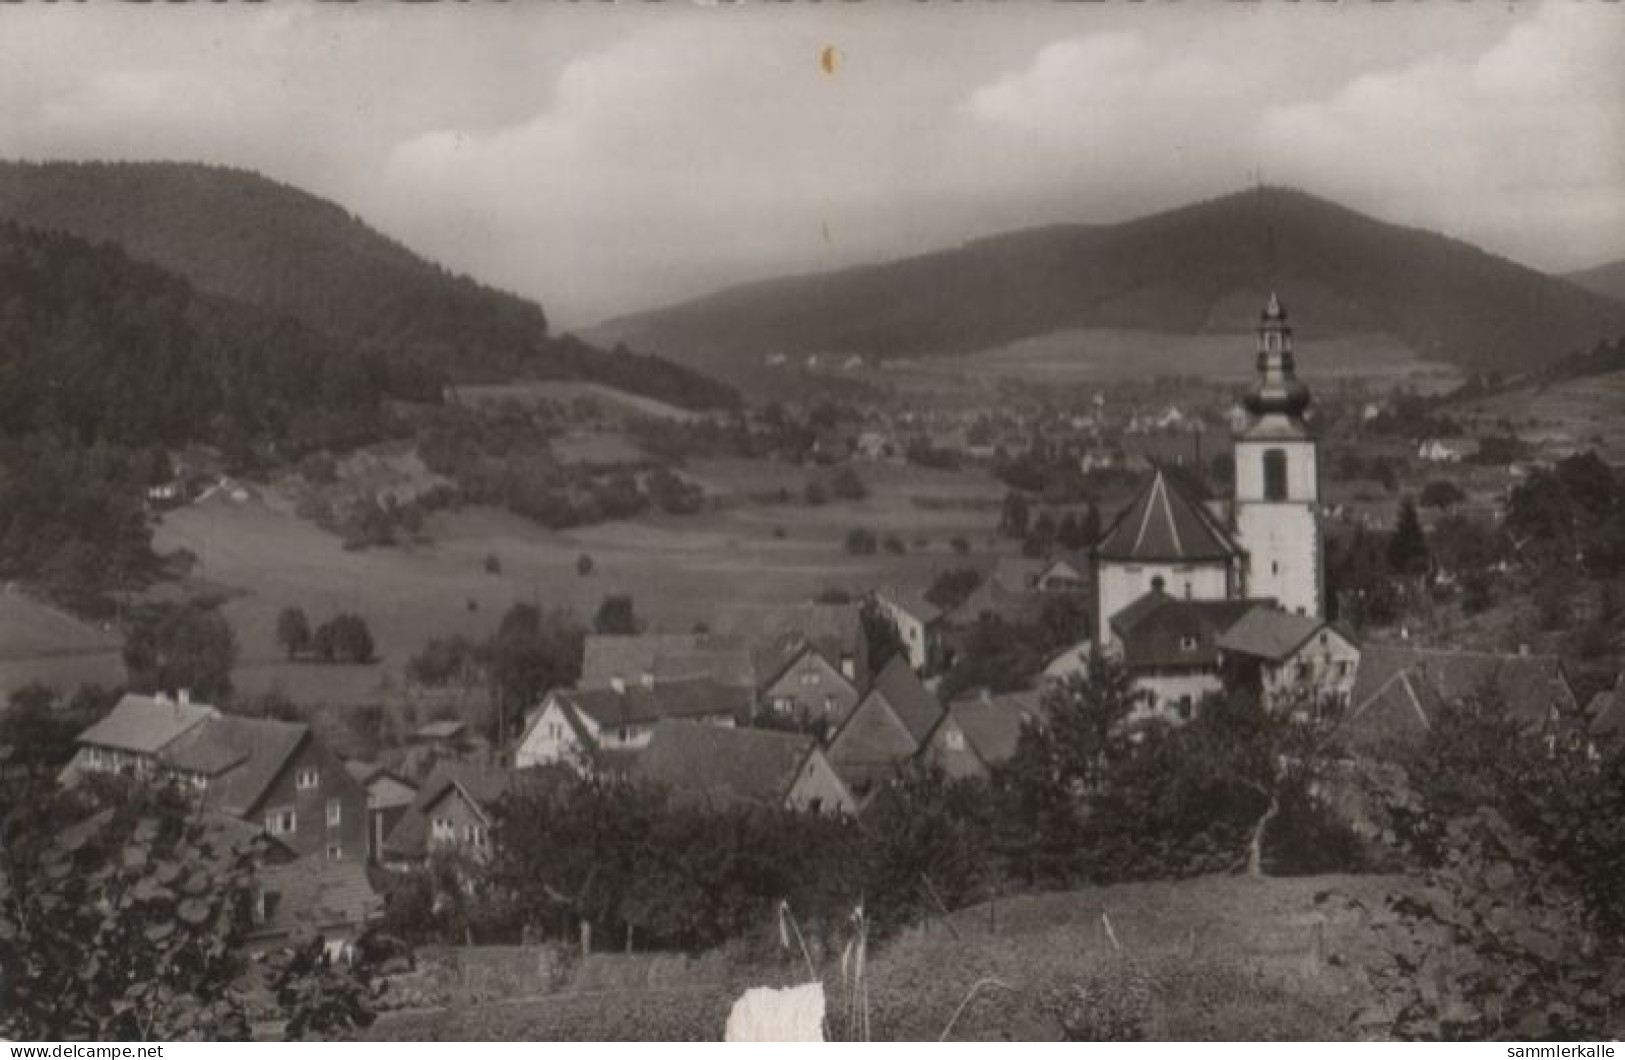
[554,676,753,731]
[1110,592,1259,671]
[632,720,820,810]
[158,714,309,817]
[1216,607,1354,662]
[874,586,945,625]
[864,656,944,745]
[1095,465,1240,563]
[413,720,469,741]
[714,603,865,683]
[948,576,1045,628]
[1342,642,1578,753]
[942,689,1045,768]
[74,693,218,755]
[383,760,545,858]
[252,855,381,941]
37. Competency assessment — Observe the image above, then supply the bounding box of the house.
[1587,674,1625,744]
[382,760,531,865]
[249,855,383,960]
[156,713,371,862]
[60,691,217,783]
[1042,640,1094,685]
[922,689,1045,781]
[512,676,753,770]
[735,602,869,690]
[1418,438,1469,463]
[344,760,419,862]
[1215,607,1361,713]
[579,632,757,693]
[872,587,947,674]
[1106,592,1258,723]
[632,720,855,816]
[757,644,862,734]
[1035,553,1091,595]
[1339,643,1581,758]
[409,719,488,757]
[826,657,944,796]
[64,693,370,862]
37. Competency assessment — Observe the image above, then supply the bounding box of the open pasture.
[1448,369,1625,463]
[0,585,125,700]
[447,380,701,423]
[149,460,1007,704]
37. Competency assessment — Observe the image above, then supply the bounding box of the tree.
[0,785,375,1040]
[925,568,982,612]
[1420,479,1467,510]
[275,606,311,660]
[1387,497,1430,578]
[844,527,878,555]
[830,465,868,501]
[998,492,1030,540]
[860,599,906,671]
[123,602,239,702]
[1056,511,1086,552]
[483,604,584,741]
[593,594,642,635]
[312,613,375,664]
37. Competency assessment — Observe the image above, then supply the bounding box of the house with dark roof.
[249,855,383,959]
[344,760,419,862]
[382,760,547,864]
[632,720,855,816]
[1035,552,1091,595]
[826,657,945,795]
[1339,643,1581,758]
[733,602,869,691]
[1215,607,1360,712]
[60,691,217,783]
[758,643,862,736]
[512,675,752,771]
[1105,592,1259,722]
[64,694,370,862]
[923,688,1045,781]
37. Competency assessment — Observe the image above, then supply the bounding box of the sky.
[0,1,1621,329]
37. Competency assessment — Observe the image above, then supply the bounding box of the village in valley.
[3,1,1625,1045]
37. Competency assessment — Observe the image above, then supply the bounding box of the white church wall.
[1095,561,1232,646]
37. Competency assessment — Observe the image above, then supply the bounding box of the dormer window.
[296,768,320,790]
[945,729,966,752]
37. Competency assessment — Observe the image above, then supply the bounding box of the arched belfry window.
[1263,449,1288,501]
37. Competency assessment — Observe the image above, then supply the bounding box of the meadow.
[0,585,125,701]
[1448,369,1625,463]
[147,458,1007,704]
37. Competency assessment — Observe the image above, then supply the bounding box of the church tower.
[1232,294,1324,618]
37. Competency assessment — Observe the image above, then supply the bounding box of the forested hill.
[591,187,1625,380]
[0,160,736,410]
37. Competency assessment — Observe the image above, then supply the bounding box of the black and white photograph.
[1,0,1624,1043]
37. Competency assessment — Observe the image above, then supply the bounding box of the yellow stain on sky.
[819,45,839,76]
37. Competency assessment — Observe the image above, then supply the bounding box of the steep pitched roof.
[632,720,817,810]
[556,676,754,731]
[1110,592,1259,670]
[382,760,535,858]
[158,714,309,817]
[1216,607,1347,662]
[943,689,1045,768]
[74,693,217,754]
[1342,642,1578,754]
[1095,465,1240,563]
[865,656,944,745]
[735,603,866,686]
[252,855,382,942]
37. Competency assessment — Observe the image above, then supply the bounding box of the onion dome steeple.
[1242,292,1311,422]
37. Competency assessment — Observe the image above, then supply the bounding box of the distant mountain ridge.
[1566,259,1625,304]
[0,160,737,409]
[591,187,1625,382]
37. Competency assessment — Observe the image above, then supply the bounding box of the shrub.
[844,528,878,555]
[577,553,594,576]
[484,553,502,575]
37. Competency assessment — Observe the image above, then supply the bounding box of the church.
[1078,295,1358,719]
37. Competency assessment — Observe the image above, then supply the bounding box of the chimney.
[610,677,626,694]
[840,653,856,682]
[178,689,190,707]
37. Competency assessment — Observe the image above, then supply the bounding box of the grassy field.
[448,380,702,423]
[1448,369,1625,463]
[909,328,1462,392]
[144,458,1007,704]
[0,585,125,700]
[368,872,1406,1041]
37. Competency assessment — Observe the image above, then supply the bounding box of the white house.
[512,676,751,771]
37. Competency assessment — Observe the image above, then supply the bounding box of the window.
[800,670,820,686]
[1179,635,1198,652]
[1263,449,1288,501]
[264,809,295,836]
[945,729,966,752]
[296,768,320,791]
[326,799,342,828]
[1176,696,1194,721]
[431,817,454,842]
[326,844,343,861]
[1271,561,1280,575]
